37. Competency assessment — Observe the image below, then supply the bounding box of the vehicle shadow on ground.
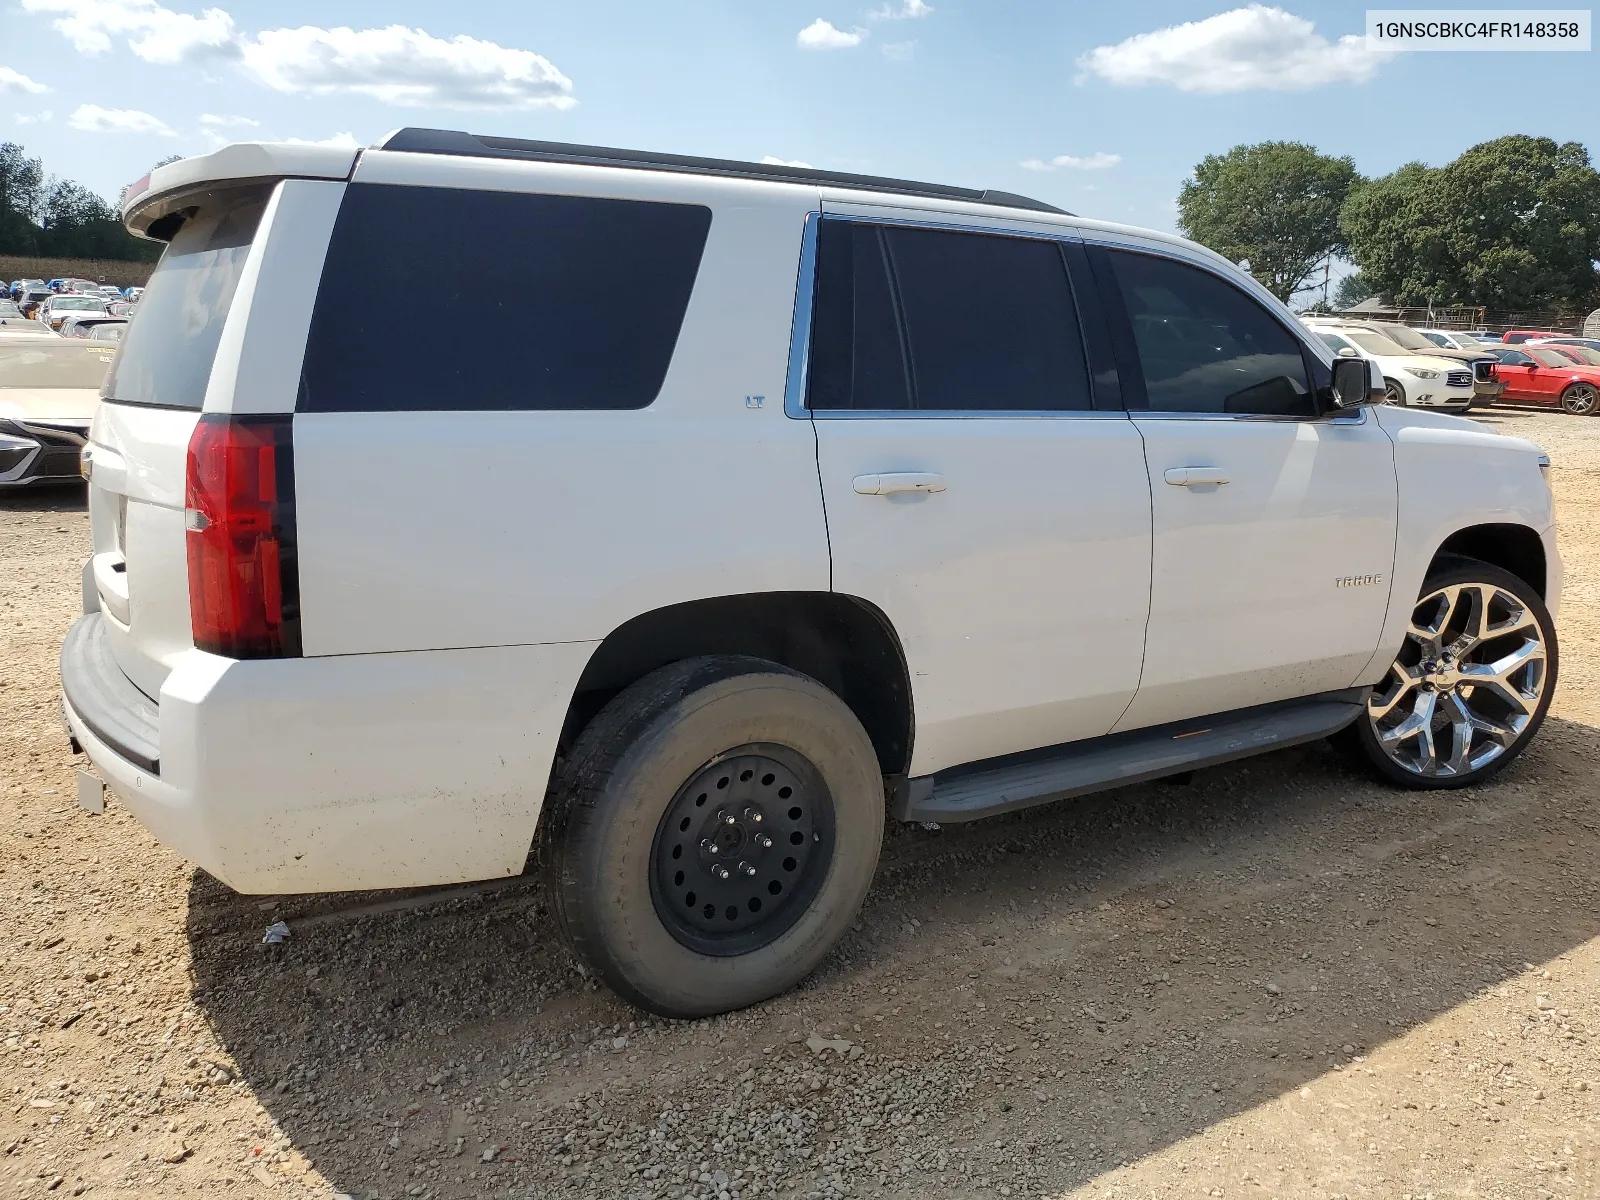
[0,483,87,512]
[184,714,1600,1197]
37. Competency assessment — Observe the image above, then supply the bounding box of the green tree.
[0,142,46,255]
[1333,271,1374,309]
[1177,141,1361,302]
[40,178,162,262]
[1341,136,1600,309]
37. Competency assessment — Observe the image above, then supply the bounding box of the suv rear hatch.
[88,186,272,698]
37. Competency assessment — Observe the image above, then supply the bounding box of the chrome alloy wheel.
[1367,581,1549,778]
[1561,383,1598,416]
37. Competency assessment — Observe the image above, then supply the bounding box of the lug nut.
[724,814,737,826]
[739,861,756,877]
[713,865,730,880]
[755,834,773,849]
[744,807,763,823]
[701,839,718,856]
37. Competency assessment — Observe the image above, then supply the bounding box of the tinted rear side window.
[300,184,711,412]
[807,221,912,411]
[1104,249,1313,417]
[103,187,268,410]
[807,219,1091,412]
[885,225,1090,411]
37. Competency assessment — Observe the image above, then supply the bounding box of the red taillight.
[184,414,300,659]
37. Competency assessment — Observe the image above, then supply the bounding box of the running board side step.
[894,689,1367,824]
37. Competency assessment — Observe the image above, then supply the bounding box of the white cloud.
[280,131,361,149]
[797,18,865,49]
[1020,152,1122,172]
[881,40,916,60]
[20,0,577,111]
[199,112,258,127]
[0,67,51,94]
[869,0,932,18]
[68,103,176,134]
[1077,5,1382,93]
[761,155,814,169]
[240,25,574,109]
[15,110,55,124]
[20,0,238,64]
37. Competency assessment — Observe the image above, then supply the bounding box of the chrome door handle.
[1163,467,1230,488]
[853,472,947,496]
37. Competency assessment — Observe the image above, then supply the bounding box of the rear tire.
[1346,557,1556,789]
[542,655,884,1017]
[1383,377,1406,405]
[1560,383,1598,416]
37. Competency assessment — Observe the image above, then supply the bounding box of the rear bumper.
[60,613,596,893]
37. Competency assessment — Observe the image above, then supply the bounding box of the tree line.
[0,142,163,263]
[1176,136,1600,312]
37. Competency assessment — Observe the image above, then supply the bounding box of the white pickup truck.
[62,133,1560,1017]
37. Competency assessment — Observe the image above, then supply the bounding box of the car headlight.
[1538,453,1551,486]
[1408,368,1439,380]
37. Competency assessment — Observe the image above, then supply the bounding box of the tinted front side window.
[808,219,1091,412]
[300,185,712,412]
[103,188,266,410]
[1105,250,1313,417]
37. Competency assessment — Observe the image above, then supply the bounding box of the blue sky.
[1,0,1593,262]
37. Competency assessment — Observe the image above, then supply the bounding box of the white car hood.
[0,388,102,424]
[1392,354,1469,374]
[1374,402,1541,454]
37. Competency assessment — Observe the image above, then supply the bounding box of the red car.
[1489,346,1600,414]
[1502,329,1565,345]
[1541,344,1600,368]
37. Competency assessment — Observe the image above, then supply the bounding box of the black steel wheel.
[542,655,884,1017]
[650,745,835,956]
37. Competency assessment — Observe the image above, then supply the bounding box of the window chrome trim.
[783,210,820,420]
[1133,407,1370,426]
[811,408,1127,421]
[822,206,1080,243]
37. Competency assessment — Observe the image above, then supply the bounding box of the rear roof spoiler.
[122,143,360,240]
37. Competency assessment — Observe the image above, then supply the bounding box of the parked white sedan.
[1304,322,1474,410]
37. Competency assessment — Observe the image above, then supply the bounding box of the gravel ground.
[3,407,1599,1200]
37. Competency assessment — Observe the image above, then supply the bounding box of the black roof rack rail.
[376,128,1070,217]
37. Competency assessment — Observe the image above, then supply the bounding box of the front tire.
[1349,558,1556,789]
[1560,383,1598,416]
[1383,377,1407,405]
[542,656,884,1017]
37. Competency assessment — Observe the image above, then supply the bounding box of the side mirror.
[1330,356,1375,408]
[1336,346,1359,358]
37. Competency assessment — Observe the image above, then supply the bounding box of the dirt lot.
[3,407,1599,1200]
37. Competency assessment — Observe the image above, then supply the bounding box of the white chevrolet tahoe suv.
[62,132,1561,1017]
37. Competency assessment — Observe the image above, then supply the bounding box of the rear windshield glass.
[103,187,268,409]
[0,340,116,389]
[299,184,712,412]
